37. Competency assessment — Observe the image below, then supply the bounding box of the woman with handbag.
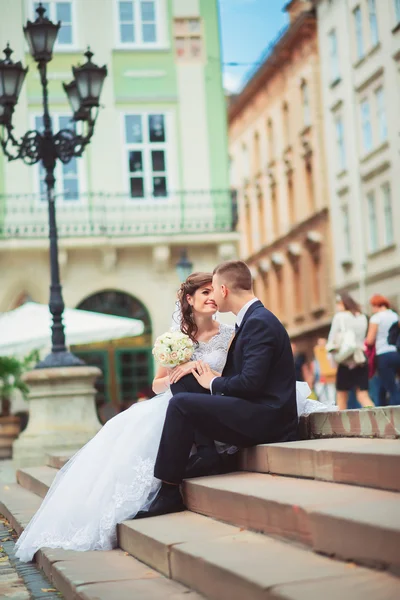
[365,294,400,406]
[327,293,374,410]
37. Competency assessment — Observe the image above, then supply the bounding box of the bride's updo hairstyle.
[178,272,213,343]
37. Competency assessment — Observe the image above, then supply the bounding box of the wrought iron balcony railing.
[0,190,238,240]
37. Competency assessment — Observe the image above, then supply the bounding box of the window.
[395,0,400,24]
[382,183,394,246]
[282,102,290,147]
[341,205,351,259]
[174,17,203,61]
[367,191,378,251]
[335,116,346,171]
[368,0,379,46]
[118,0,159,45]
[328,29,340,81]
[124,113,168,198]
[257,188,266,245]
[35,115,80,201]
[301,81,311,127]
[360,99,373,152]
[375,87,387,143]
[253,131,260,174]
[353,6,364,60]
[267,119,274,159]
[34,2,74,46]
[242,143,250,181]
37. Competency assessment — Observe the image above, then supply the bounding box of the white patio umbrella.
[0,302,144,357]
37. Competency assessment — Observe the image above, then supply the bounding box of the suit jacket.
[212,300,298,442]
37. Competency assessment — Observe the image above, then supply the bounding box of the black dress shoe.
[133,483,185,519]
[184,447,222,479]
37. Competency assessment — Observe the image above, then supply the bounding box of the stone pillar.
[13,366,102,468]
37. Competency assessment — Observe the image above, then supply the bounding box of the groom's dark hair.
[213,260,253,291]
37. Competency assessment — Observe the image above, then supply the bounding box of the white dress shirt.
[210,297,259,393]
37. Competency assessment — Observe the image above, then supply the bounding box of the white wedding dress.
[15,322,333,562]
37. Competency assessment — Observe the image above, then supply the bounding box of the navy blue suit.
[154,300,298,483]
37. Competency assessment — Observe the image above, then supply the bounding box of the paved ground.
[0,461,62,599]
[0,460,16,485]
[0,517,63,600]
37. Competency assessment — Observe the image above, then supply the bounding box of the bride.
[15,272,331,563]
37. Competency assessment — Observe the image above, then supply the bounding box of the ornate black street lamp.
[176,250,193,282]
[0,4,107,369]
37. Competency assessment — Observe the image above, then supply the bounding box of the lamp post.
[176,249,193,282]
[0,3,107,369]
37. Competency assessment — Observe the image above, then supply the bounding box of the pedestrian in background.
[312,338,336,408]
[366,295,400,406]
[327,293,374,410]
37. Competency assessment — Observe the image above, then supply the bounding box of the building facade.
[316,0,400,309]
[0,0,237,412]
[228,0,334,355]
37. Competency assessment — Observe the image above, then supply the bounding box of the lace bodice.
[192,323,234,374]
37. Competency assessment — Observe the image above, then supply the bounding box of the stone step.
[0,482,42,535]
[119,511,400,600]
[240,438,400,492]
[16,461,400,570]
[16,466,58,498]
[46,452,74,469]
[0,484,203,600]
[301,405,400,440]
[38,547,204,600]
[183,472,400,570]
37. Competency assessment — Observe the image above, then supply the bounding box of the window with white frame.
[375,87,388,143]
[395,0,400,24]
[367,191,378,252]
[353,6,364,60]
[335,116,346,171]
[301,81,311,127]
[118,0,159,45]
[341,204,351,259]
[35,115,80,201]
[368,0,379,46]
[328,29,340,82]
[382,183,394,246]
[360,99,373,153]
[33,2,75,47]
[124,113,168,198]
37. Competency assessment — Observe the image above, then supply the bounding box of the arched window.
[77,290,151,333]
[74,290,153,420]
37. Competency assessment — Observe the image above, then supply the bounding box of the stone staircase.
[1,406,400,599]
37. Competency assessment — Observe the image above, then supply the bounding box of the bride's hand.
[169,361,198,384]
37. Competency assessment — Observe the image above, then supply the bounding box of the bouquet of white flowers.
[152,330,194,368]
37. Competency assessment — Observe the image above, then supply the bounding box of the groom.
[135,260,298,518]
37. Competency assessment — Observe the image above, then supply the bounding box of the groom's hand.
[191,361,215,390]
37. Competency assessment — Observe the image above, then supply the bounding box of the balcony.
[0,190,238,241]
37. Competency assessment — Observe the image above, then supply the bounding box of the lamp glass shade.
[63,81,80,114]
[176,252,193,282]
[73,50,107,108]
[23,5,60,62]
[0,48,28,107]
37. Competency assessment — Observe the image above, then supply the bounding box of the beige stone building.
[316,0,400,309]
[0,0,238,413]
[228,0,334,354]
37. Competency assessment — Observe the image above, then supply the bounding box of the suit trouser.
[170,375,216,451]
[154,392,262,484]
